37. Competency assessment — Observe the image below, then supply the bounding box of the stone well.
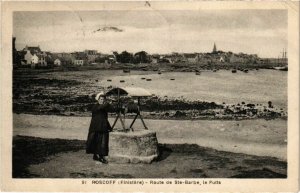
[108,130,158,164]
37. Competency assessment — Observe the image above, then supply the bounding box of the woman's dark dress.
[86,103,112,156]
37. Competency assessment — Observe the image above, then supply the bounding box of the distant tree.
[95,56,106,63]
[225,56,230,63]
[134,51,150,64]
[119,51,134,63]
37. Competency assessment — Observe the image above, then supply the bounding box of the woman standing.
[86,92,112,164]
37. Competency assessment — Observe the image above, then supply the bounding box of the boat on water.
[273,66,288,71]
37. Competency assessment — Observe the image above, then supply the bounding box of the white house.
[39,52,47,67]
[107,56,116,64]
[24,50,33,65]
[150,58,158,64]
[219,56,225,63]
[54,58,61,66]
[31,54,39,68]
[74,60,84,66]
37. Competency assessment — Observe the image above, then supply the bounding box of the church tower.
[213,43,217,53]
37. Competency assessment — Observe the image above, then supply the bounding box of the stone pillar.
[108,130,158,164]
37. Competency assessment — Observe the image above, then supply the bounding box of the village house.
[247,54,259,63]
[39,52,48,67]
[160,56,173,63]
[229,53,245,63]
[183,53,199,63]
[73,59,84,66]
[24,50,33,65]
[22,45,42,65]
[170,53,187,63]
[84,50,98,64]
[235,52,258,64]
[94,54,106,63]
[107,55,116,64]
[20,45,54,68]
[150,57,158,64]
[216,52,230,63]
[30,54,39,68]
[72,52,87,66]
[219,56,225,63]
[23,45,42,55]
[53,53,75,65]
[54,58,62,66]
[196,53,213,64]
[150,54,160,64]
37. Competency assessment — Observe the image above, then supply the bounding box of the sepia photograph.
[1,1,299,192]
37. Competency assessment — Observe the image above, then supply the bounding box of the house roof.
[23,46,41,55]
[85,50,98,55]
[73,52,87,60]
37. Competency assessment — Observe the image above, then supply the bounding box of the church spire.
[213,42,217,53]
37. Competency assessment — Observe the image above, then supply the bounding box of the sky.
[13,9,287,58]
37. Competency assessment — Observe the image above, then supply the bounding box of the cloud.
[93,26,123,33]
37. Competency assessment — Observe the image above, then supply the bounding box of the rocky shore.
[13,69,286,120]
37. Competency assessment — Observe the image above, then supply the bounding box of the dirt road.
[13,136,287,178]
[13,114,287,160]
